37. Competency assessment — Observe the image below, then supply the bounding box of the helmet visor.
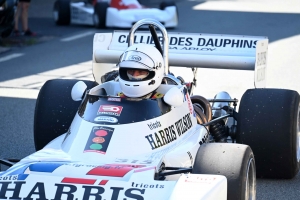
[127,69,149,80]
[118,50,156,70]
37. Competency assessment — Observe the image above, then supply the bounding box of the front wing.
[0,172,226,200]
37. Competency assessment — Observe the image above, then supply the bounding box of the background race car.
[53,0,178,28]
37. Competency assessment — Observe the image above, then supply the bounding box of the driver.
[117,43,164,99]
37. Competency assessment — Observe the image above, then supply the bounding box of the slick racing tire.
[34,79,97,151]
[93,2,109,28]
[193,104,207,125]
[193,143,256,200]
[237,88,300,179]
[53,0,71,25]
[0,7,14,38]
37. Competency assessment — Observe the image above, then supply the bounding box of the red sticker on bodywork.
[87,164,145,177]
[97,105,123,116]
[62,177,96,185]
[84,126,114,154]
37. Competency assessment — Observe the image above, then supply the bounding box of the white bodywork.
[106,6,178,28]
[0,81,226,199]
[68,2,178,28]
[0,19,268,199]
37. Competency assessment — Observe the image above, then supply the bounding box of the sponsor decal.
[255,51,267,82]
[84,126,114,154]
[0,181,146,200]
[128,55,141,61]
[131,182,164,189]
[97,105,123,116]
[64,163,99,168]
[182,87,194,115]
[147,121,161,130]
[94,116,118,123]
[117,34,258,49]
[256,67,266,82]
[28,163,64,173]
[145,113,193,150]
[256,51,267,66]
[114,158,153,165]
[62,177,96,185]
[170,47,216,51]
[107,97,121,102]
[185,93,193,115]
[196,38,257,48]
[0,175,18,181]
[87,164,144,177]
[184,176,217,184]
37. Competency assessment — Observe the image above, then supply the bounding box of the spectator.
[13,0,36,36]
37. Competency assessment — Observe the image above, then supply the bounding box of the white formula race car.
[53,0,178,28]
[0,19,299,200]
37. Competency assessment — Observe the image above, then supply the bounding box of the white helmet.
[118,43,164,98]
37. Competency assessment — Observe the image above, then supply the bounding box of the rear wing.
[93,27,268,88]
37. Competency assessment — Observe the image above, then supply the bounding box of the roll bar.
[128,19,169,75]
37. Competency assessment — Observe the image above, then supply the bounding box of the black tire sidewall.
[0,5,14,38]
[93,2,108,28]
[34,79,97,151]
[193,143,255,200]
[237,88,300,179]
[54,0,71,25]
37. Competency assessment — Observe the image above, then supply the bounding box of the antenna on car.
[128,19,169,76]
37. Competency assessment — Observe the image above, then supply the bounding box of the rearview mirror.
[163,87,184,107]
[71,81,87,101]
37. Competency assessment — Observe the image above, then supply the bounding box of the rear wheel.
[237,88,300,179]
[53,0,71,25]
[190,95,212,122]
[93,2,109,28]
[193,143,256,200]
[34,79,97,151]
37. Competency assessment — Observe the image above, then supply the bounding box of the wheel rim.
[297,104,300,162]
[245,157,256,200]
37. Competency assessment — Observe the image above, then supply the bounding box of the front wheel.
[93,2,109,28]
[53,0,71,25]
[34,79,97,151]
[237,88,300,179]
[193,143,256,200]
